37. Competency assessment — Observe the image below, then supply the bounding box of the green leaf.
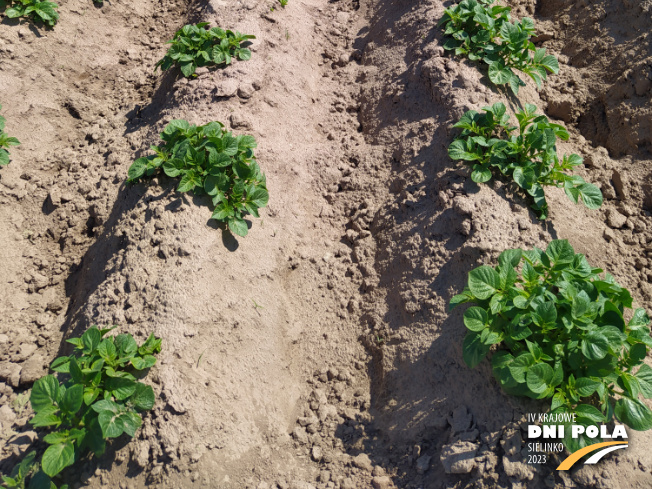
[545,240,575,266]
[68,357,83,384]
[106,377,137,401]
[138,334,162,356]
[471,166,492,183]
[165,119,190,135]
[577,183,603,209]
[488,62,512,85]
[526,362,554,394]
[179,61,196,77]
[177,171,201,193]
[81,327,101,354]
[540,54,559,73]
[114,334,138,357]
[237,48,252,61]
[247,187,269,208]
[468,265,501,300]
[60,384,83,415]
[43,432,69,445]
[498,249,522,269]
[448,140,480,161]
[462,332,490,368]
[629,308,650,328]
[91,399,120,414]
[131,383,156,411]
[98,411,125,438]
[131,355,157,370]
[463,307,489,332]
[635,364,652,398]
[581,330,610,361]
[41,442,75,477]
[614,397,652,431]
[227,216,248,237]
[31,376,60,411]
[575,377,601,397]
[119,412,142,438]
[127,158,148,181]
[575,404,606,424]
[98,339,117,364]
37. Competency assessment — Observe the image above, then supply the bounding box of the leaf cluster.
[1,452,67,489]
[0,104,21,167]
[448,103,602,219]
[127,119,268,237]
[155,23,254,78]
[1,0,59,27]
[439,0,558,94]
[451,240,652,450]
[3,327,161,487]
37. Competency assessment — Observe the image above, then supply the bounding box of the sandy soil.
[0,0,651,488]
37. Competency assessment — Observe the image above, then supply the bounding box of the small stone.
[452,197,474,216]
[352,453,373,472]
[0,404,16,425]
[372,476,392,489]
[230,113,252,130]
[311,446,323,462]
[416,455,431,474]
[340,478,355,489]
[237,83,255,99]
[46,300,63,312]
[20,355,45,384]
[440,440,479,474]
[606,209,627,229]
[611,170,627,199]
[291,426,308,445]
[298,415,318,427]
[217,79,239,98]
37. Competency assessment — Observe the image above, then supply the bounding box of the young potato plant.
[0,104,21,166]
[127,120,268,237]
[448,102,602,219]
[451,240,652,452]
[1,0,59,27]
[439,0,558,94]
[155,23,254,78]
[1,327,161,488]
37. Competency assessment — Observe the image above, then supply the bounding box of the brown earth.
[0,0,651,488]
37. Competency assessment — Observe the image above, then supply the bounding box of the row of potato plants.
[0,0,288,27]
[1,14,269,489]
[441,0,652,454]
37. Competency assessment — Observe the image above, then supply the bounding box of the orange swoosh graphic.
[557,441,628,470]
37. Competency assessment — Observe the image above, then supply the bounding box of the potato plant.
[156,23,254,78]
[448,102,602,219]
[439,0,558,94]
[0,104,20,166]
[1,0,59,27]
[1,327,161,488]
[451,240,652,451]
[127,120,268,237]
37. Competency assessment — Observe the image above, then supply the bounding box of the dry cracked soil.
[0,0,651,488]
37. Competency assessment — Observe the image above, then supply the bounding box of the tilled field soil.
[0,0,651,488]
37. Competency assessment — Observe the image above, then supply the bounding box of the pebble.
[352,453,373,472]
[372,476,392,489]
[606,209,627,229]
[237,83,255,99]
[20,354,45,384]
